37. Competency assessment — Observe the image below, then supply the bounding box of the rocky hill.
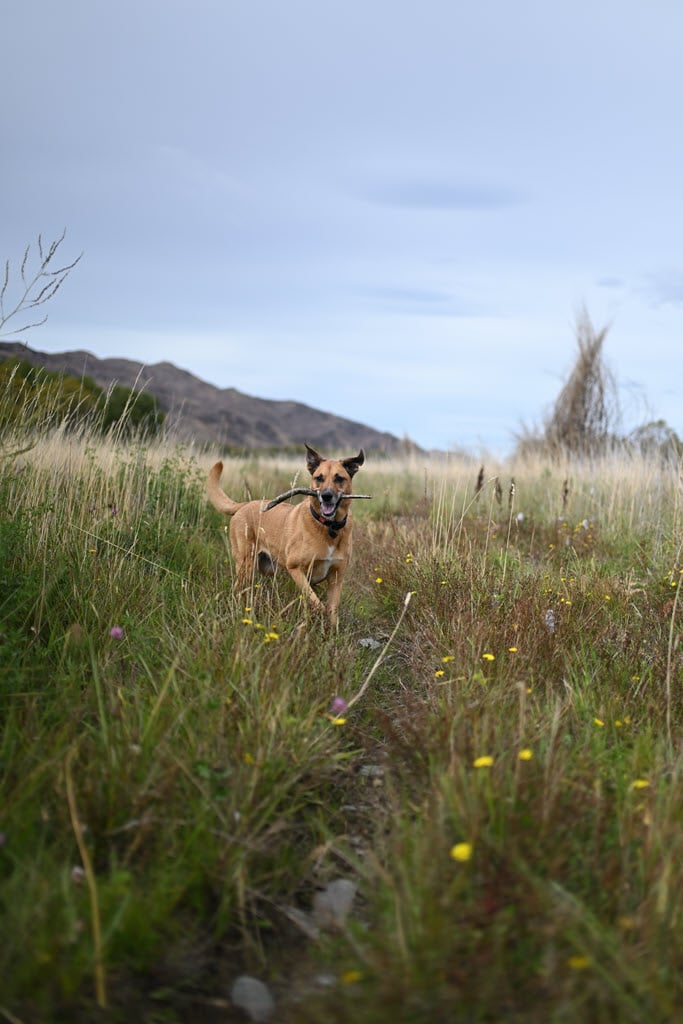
[0,342,419,455]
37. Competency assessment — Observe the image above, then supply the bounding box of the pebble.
[312,878,357,930]
[359,637,381,649]
[230,975,275,1022]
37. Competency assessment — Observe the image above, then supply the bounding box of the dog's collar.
[309,503,348,538]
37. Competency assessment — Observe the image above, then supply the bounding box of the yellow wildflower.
[567,955,591,970]
[450,842,473,862]
[473,755,494,768]
[341,969,363,984]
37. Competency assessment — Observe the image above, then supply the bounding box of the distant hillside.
[0,342,420,455]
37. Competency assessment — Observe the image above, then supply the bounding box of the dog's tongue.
[320,499,337,518]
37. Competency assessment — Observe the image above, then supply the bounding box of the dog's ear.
[305,444,323,474]
[342,449,365,477]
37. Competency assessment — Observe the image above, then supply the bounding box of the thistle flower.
[327,696,349,726]
[331,696,348,716]
[109,625,124,639]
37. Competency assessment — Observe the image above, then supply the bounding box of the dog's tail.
[207,461,243,515]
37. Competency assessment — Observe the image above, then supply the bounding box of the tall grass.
[0,408,682,1021]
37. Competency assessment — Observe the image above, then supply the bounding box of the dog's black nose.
[320,488,335,502]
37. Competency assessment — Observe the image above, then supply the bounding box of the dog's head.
[305,444,365,519]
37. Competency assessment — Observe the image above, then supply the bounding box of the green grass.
[0,427,682,1022]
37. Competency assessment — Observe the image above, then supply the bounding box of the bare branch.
[0,231,83,340]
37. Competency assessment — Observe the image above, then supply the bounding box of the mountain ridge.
[0,341,421,454]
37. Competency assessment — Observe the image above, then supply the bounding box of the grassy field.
[1,425,682,1022]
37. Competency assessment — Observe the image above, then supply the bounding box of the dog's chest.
[311,543,342,583]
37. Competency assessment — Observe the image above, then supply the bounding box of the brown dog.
[207,445,365,626]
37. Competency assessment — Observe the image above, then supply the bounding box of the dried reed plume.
[516,310,620,459]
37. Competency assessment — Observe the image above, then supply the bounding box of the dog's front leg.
[287,567,325,617]
[324,566,345,629]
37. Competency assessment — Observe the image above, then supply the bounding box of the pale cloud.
[642,271,683,309]
[359,180,525,211]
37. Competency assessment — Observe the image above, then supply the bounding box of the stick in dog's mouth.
[263,489,372,512]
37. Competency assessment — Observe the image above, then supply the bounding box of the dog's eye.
[314,474,324,483]
[334,474,345,485]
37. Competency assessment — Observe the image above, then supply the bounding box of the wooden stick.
[264,490,372,511]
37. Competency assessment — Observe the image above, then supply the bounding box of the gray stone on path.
[312,878,357,930]
[230,975,275,1022]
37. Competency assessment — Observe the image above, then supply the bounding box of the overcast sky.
[2,0,682,454]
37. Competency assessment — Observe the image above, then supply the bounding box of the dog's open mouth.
[318,492,342,519]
